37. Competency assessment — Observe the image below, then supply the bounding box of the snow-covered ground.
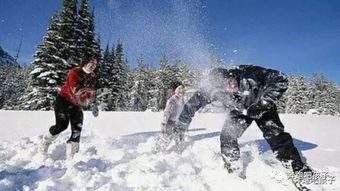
[0,111,339,191]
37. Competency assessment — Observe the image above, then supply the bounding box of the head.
[225,77,239,92]
[81,55,98,73]
[209,67,239,92]
[174,85,185,97]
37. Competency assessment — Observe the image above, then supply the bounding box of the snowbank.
[0,111,339,190]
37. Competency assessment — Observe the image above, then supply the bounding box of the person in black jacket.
[175,65,311,174]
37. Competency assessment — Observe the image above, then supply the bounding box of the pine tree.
[77,0,91,57]
[2,66,30,110]
[129,55,149,111]
[96,43,114,110]
[311,73,339,115]
[77,1,99,59]
[145,67,159,111]
[17,14,65,110]
[97,44,110,88]
[283,75,313,114]
[155,55,172,110]
[112,41,130,111]
[59,0,79,67]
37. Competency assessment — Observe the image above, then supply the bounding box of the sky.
[0,0,339,83]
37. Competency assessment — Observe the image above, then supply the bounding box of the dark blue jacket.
[178,65,288,124]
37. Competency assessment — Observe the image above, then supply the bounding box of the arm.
[68,69,96,107]
[261,69,288,104]
[162,97,177,124]
[67,68,81,96]
[247,69,288,118]
[178,91,211,125]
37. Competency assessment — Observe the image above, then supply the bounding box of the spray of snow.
[95,0,211,67]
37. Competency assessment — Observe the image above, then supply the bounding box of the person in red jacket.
[41,55,99,158]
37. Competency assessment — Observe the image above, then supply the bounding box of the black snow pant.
[220,106,305,172]
[49,94,84,143]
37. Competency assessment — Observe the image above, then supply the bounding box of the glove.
[246,100,272,119]
[90,103,99,117]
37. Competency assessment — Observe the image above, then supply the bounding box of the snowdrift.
[0,111,339,191]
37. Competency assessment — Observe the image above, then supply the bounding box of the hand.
[91,103,99,117]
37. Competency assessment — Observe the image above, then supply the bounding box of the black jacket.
[178,65,288,124]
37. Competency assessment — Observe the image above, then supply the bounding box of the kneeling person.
[154,84,185,152]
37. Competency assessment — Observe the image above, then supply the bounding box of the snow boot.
[221,146,241,172]
[222,154,241,173]
[221,154,246,178]
[66,141,79,159]
[40,132,58,153]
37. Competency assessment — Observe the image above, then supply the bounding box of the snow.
[30,68,44,75]
[307,109,319,115]
[37,71,56,78]
[0,111,339,190]
[52,55,68,65]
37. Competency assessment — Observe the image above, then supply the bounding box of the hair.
[80,54,98,67]
[170,81,184,92]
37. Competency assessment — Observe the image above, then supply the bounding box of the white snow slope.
[0,111,339,191]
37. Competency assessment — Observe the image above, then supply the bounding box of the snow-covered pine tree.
[145,67,159,111]
[129,55,150,111]
[129,81,145,111]
[112,42,130,111]
[96,43,114,111]
[284,75,313,114]
[0,46,20,108]
[77,0,99,59]
[2,66,30,110]
[336,85,340,115]
[89,10,100,59]
[311,73,339,116]
[155,55,172,110]
[59,0,79,67]
[77,0,91,57]
[97,44,110,88]
[17,14,65,110]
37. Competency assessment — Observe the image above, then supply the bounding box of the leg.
[49,95,70,136]
[255,107,305,172]
[66,105,83,158]
[41,95,70,152]
[68,105,83,143]
[220,113,252,171]
[152,121,176,153]
[162,121,176,138]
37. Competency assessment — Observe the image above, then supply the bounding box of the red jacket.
[59,67,96,106]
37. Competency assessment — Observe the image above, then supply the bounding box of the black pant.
[220,107,304,172]
[49,95,83,143]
